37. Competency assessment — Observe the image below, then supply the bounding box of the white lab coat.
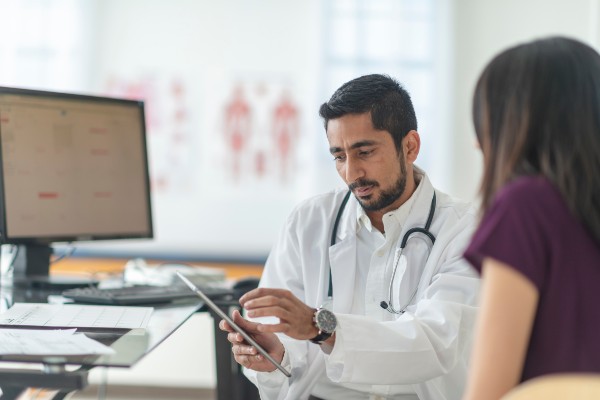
[245,173,480,400]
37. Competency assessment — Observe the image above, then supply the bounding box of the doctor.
[220,74,480,400]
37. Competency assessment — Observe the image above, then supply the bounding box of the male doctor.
[220,74,480,400]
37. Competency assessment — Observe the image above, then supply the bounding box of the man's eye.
[359,150,372,157]
[332,155,345,162]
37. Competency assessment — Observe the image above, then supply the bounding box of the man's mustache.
[349,179,379,191]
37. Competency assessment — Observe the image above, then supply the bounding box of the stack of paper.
[0,329,115,355]
[0,303,153,329]
[0,303,154,356]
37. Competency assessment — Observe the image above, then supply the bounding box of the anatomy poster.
[103,74,199,194]
[217,80,302,186]
[95,72,312,258]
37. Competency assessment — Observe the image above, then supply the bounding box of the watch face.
[316,309,337,333]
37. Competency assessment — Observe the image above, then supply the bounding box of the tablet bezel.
[175,272,291,377]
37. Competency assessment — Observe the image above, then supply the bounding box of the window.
[0,0,95,92]
[319,0,450,186]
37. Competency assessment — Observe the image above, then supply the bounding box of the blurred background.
[1,1,598,397]
[0,0,597,263]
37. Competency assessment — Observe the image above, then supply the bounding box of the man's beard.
[349,156,407,212]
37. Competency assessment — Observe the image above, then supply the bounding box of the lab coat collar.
[334,166,434,242]
[355,166,426,233]
[402,166,436,233]
[329,166,435,313]
[356,196,419,235]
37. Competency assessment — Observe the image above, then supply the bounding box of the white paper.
[0,303,153,329]
[0,328,115,355]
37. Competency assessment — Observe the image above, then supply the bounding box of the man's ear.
[403,130,420,163]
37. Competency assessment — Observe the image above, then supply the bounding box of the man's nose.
[344,156,364,183]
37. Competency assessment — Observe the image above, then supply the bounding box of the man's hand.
[240,288,319,340]
[219,309,285,372]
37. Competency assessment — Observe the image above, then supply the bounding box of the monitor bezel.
[0,85,154,246]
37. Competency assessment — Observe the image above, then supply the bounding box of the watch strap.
[310,330,332,344]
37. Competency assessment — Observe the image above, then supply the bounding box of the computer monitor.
[0,86,153,287]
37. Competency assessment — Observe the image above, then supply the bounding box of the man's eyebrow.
[329,140,378,154]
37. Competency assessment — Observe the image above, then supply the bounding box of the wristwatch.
[310,307,337,344]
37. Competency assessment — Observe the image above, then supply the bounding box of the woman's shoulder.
[497,175,558,202]
[491,175,569,228]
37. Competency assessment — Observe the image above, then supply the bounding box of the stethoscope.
[328,190,436,314]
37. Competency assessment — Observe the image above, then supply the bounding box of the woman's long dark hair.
[473,36,600,243]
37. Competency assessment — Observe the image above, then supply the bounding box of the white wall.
[87,0,600,240]
[83,0,324,260]
[72,0,452,260]
[2,0,600,257]
[450,0,599,201]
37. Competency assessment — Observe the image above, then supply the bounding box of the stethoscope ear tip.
[379,301,389,310]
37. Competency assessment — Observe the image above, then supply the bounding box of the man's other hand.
[219,309,285,372]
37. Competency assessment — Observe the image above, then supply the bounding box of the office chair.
[501,373,600,400]
[211,276,261,400]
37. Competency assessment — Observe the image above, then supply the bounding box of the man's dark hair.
[319,74,417,153]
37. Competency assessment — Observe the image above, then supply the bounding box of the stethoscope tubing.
[328,191,437,314]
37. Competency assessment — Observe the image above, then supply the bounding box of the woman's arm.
[463,257,539,400]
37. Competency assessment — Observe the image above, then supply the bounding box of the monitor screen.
[0,86,153,284]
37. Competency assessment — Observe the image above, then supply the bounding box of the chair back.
[502,373,600,400]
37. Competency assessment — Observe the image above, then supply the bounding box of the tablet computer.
[175,271,291,377]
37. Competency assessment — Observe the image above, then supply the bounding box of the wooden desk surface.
[50,258,263,281]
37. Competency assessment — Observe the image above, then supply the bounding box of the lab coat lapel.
[328,198,358,314]
[392,172,436,310]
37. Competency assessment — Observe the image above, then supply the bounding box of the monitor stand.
[9,244,99,289]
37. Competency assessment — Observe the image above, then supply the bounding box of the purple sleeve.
[464,178,553,291]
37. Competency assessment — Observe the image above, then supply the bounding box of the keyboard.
[62,284,234,305]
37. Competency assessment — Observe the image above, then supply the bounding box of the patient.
[462,36,600,400]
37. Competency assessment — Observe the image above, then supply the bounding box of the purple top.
[464,176,600,382]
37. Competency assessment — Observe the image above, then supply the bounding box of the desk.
[1,258,264,400]
[0,285,202,399]
[54,257,263,400]
[50,258,263,282]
